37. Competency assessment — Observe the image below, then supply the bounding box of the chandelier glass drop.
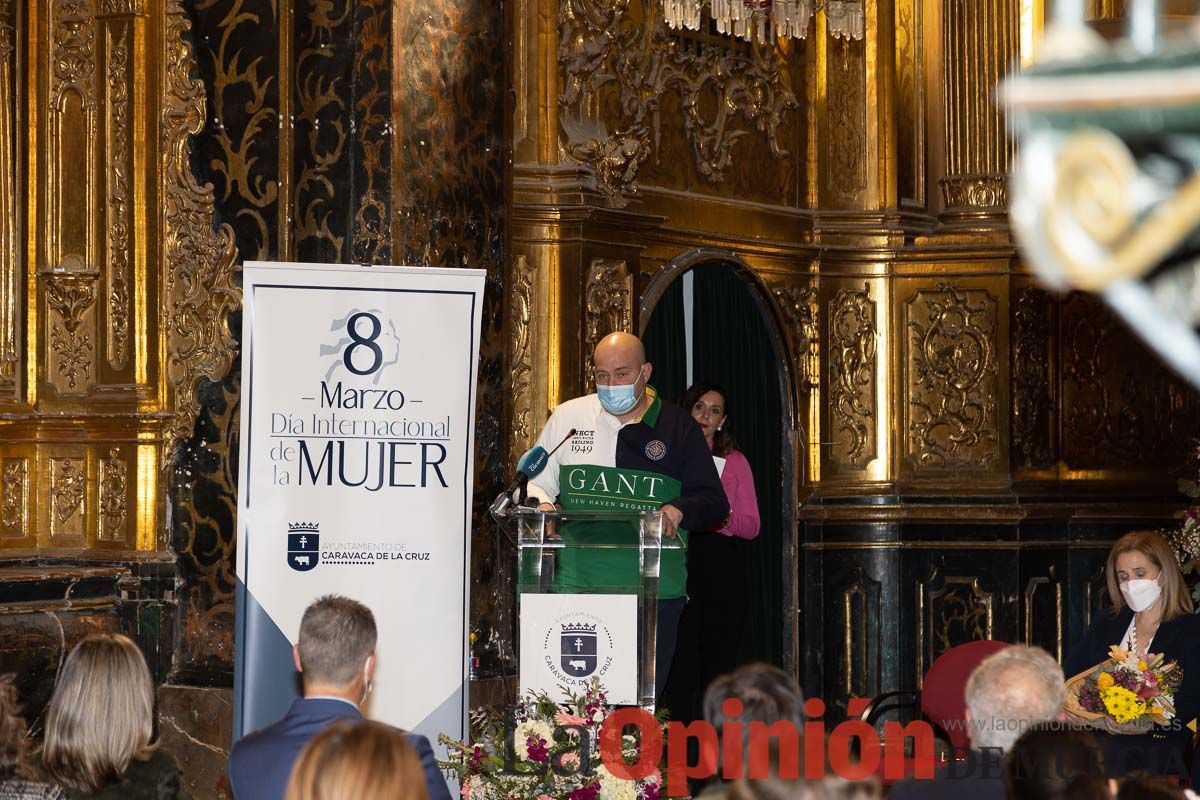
[663,0,864,42]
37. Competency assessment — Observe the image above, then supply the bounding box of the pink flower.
[539,796,554,800]
[460,776,475,799]
[556,710,588,727]
[561,753,580,767]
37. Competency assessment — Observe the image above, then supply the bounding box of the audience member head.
[1106,530,1193,621]
[965,645,1065,751]
[41,633,156,793]
[284,719,428,800]
[680,382,738,457]
[1005,723,1107,800]
[295,595,377,704]
[704,663,805,782]
[1117,773,1187,800]
[0,675,33,782]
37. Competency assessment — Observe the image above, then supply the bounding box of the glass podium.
[497,506,683,709]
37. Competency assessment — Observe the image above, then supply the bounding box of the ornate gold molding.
[772,284,819,393]
[828,283,876,469]
[49,456,86,539]
[509,255,536,455]
[160,0,240,458]
[827,41,867,204]
[43,269,99,394]
[842,566,881,698]
[906,283,1000,471]
[105,19,131,370]
[0,0,18,394]
[583,258,631,391]
[1,458,27,538]
[940,174,1008,211]
[99,448,127,540]
[557,0,799,205]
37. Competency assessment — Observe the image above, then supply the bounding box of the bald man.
[525,332,729,695]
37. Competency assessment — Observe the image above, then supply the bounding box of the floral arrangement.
[439,678,668,800]
[1166,446,1200,604]
[1069,644,1183,725]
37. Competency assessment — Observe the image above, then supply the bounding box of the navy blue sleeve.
[670,415,729,532]
[407,733,452,800]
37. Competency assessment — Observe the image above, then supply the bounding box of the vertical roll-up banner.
[233,262,485,752]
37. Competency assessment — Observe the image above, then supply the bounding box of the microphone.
[503,445,550,496]
[489,429,577,518]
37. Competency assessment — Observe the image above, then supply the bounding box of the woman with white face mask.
[1063,530,1200,785]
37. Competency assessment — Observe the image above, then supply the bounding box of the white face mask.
[1120,577,1162,613]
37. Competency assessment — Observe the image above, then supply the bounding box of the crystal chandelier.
[663,0,864,42]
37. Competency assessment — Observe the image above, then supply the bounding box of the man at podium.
[524,332,728,694]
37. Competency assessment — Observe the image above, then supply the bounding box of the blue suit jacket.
[228,698,451,800]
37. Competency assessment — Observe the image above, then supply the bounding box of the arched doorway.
[640,250,798,686]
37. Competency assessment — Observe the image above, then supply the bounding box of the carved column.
[936,0,1020,227]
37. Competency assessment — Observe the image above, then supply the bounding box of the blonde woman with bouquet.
[1063,531,1200,784]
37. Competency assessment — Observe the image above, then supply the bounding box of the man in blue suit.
[228,595,451,800]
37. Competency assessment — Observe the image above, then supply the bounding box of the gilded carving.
[940,174,1008,210]
[50,457,86,536]
[1,458,27,537]
[97,0,145,13]
[44,272,98,393]
[917,569,995,685]
[1012,287,1054,469]
[294,0,349,258]
[510,256,535,454]
[827,40,867,203]
[0,0,18,391]
[105,22,130,370]
[161,0,241,457]
[940,0,1015,214]
[828,283,876,469]
[772,285,819,393]
[584,259,632,392]
[907,283,999,470]
[51,0,96,106]
[558,0,798,204]
[99,448,127,540]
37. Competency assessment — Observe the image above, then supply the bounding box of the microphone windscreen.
[515,445,549,478]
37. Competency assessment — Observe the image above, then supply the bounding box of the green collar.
[641,386,662,427]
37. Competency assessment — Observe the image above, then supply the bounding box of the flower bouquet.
[1065,644,1183,726]
[439,677,668,800]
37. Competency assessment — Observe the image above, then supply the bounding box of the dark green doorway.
[642,258,792,672]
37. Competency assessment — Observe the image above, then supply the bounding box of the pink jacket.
[713,446,760,540]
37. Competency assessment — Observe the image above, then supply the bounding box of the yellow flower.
[1097,673,1115,690]
[1109,644,1130,662]
[1138,660,1148,671]
[1101,686,1146,724]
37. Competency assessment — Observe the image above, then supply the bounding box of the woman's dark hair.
[1117,773,1185,800]
[679,382,737,457]
[0,675,34,781]
[1005,722,1107,800]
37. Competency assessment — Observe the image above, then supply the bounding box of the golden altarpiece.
[0,0,1196,792]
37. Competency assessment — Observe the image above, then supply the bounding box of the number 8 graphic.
[343,312,383,375]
